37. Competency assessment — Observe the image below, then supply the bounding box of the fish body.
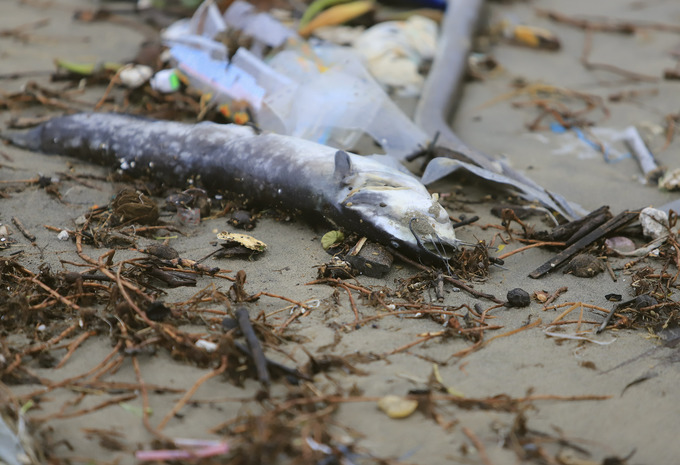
[7,112,459,261]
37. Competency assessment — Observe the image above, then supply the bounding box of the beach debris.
[216,231,267,258]
[621,126,665,183]
[111,188,160,225]
[421,157,582,221]
[345,239,393,278]
[118,64,154,88]
[351,15,438,97]
[415,0,584,219]
[158,0,428,155]
[11,216,35,243]
[228,210,257,230]
[563,254,604,278]
[150,68,181,93]
[0,405,43,465]
[658,168,680,191]
[316,256,355,279]
[547,205,612,244]
[530,209,639,278]
[466,52,500,81]
[604,236,636,255]
[321,230,345,250]
[136,438,229,461]
[639,207,668,240]
[298,1,374,38]
[54,58,122,79]
[166,188,211,227]
[141,243,180,260]
[377,395,418,419]
[597,294,659,334]
[235,306,270,387]
[504,23,560,50]
[506,288,531,308]
[144,301,172,321]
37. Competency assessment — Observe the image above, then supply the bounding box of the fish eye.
[390,240,399,248]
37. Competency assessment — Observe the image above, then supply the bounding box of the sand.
[1,0,680,464]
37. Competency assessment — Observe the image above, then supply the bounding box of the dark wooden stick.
[235,306,270,387]
[549,205,610,242]
[530,210,640,278]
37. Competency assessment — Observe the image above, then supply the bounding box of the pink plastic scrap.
[135,439,229,461]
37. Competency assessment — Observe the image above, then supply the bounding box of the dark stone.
[507,288,531,307]
[345,241,393,278]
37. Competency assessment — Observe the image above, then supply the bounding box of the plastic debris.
[136,439,229,461]
[57,230,69,241]
[415,0,583,220]
[223,0,296,52]
[195,339,218,352]
[159,0,427,155]
[421,157,583,220]
[263,43,428,154]
[621,126,664,183]
[549,124,631,162]
[150,69,181,93]
[169,44,266,111]
[351,15,438,97]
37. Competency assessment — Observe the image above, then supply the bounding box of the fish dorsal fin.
[334,150,352,182]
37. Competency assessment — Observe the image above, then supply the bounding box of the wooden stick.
[529,210,640,278]
[236,306,270,387]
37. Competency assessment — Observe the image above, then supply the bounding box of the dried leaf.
[298,1,374,37]
[217,231,267,252]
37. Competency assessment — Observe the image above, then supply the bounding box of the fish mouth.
[407,218,459,269]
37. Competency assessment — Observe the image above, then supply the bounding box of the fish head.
[334,151,459,263]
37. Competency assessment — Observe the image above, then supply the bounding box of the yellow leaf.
[298,1,374,38]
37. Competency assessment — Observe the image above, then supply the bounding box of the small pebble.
[507,288,531,307]
[377,395,418,419]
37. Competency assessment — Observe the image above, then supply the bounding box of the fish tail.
[0,126,43,151]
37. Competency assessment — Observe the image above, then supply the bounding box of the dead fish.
[4,112,459,263]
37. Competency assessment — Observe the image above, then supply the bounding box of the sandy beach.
[2,0,680,464]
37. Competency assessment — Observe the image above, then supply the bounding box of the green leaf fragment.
[321,230,344,250]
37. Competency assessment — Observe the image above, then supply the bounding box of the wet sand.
[2,0,680,464]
